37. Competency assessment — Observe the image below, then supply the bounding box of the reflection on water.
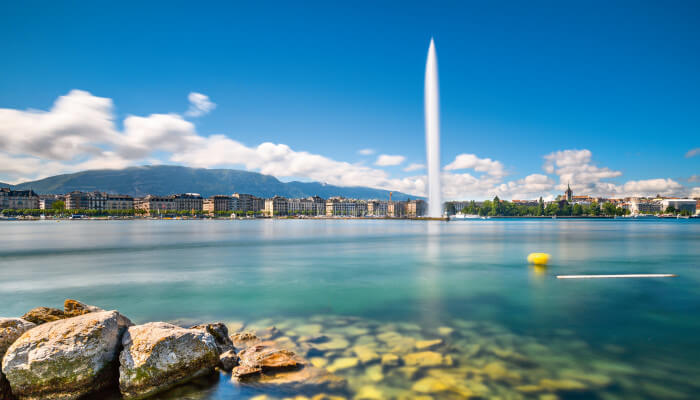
[1,219,700,399]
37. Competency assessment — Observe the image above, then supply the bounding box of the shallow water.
[1,219,699,399]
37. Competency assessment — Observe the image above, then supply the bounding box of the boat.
[450,213,481,220]
[69,214,85,220]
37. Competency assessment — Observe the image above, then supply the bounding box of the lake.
[1,219,699,399]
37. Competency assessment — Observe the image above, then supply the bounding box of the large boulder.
[119,322,219,399]
[0,318,35,400]
[63,299,104,317]
[191,322,237,371]
[2,310,132,400]
[20,307,66,325]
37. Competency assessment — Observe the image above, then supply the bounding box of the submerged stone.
[539,378,587,391]
[415,339,442,350]
[327,357,358,373]
[365,364,383,382]
[238,345,303,370]
[483,361,521,382]
[2,310,132,400]
[437,326,454,336]
[237,365,346,393]
[354,385,383,400]
[232,365,262,378]
[119,322,219,399]
[352,345,379,364]
[403,351,444,367]
[412,377,448,393]
[381,353,399,366]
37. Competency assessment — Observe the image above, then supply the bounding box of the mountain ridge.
[7,166,419,200]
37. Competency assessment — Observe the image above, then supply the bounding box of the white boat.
[450,213,481,220]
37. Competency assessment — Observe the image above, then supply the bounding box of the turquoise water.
[1,219,699,399]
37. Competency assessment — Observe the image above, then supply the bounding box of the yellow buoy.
[527,253,550,265]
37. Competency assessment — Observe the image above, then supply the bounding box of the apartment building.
[0,188,40,210]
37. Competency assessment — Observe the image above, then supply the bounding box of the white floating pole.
[557,274,677,279]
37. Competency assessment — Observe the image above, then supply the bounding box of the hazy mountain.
[10,166,419,200]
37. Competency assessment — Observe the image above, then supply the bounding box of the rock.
[539,378,586,391]
[238,345,303,370]
[232,365,262,378]
[231,331,260,349]
[313,336,349,352]
[0,373,13,400]
[63,299,104,317]
[20,307,67,325]
[381,353,400,366]
[118,322,219,399]
[412,377,448,393]
[236,365,346,393]
[191,322,234,352]
[415,339,442,350]
[352,345,379,364]
[403,351,444,367]
[326,357,358,373]
[0,318,36,357]
[312,394,347,400]
[219,350,238,371]
[2,310,132,400]
[295,324,323,336]
[483,361,521,382]
[437,326,454,336]
[310,357,328,368]
[354,385,383,400]
[365,364,383,382]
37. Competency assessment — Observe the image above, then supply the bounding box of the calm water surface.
[1,219,699,399]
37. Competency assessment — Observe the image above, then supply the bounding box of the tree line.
[446,197,630,217]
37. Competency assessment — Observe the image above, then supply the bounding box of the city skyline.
[1,2,699,200]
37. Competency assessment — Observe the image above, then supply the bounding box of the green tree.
[572,203,583,216]
[51,200,65,210]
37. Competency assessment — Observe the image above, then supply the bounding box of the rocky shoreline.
[1,300,339,400]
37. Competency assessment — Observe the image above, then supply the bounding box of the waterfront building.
[0,187,40,210]
[406,199,427,217]
[63,191,133,210]
[173,193,203,211]
[512,200,539,207]
[204,195,233,213]
[287,198,315,215]
[367,200,388,216]
[388,201,406,217]
[233,193,263,213]
[64,191,89,209]
[309,196,326,216]
[661,199,697,214]
[39,194,62,210]
[325,198,367,217]
[629,198,662,214]
[264,196,288,216]
[136,195,176,215]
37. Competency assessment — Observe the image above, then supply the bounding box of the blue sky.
[0,1,698,199]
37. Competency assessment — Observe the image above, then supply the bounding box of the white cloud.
[691,187,700,198]
[444,153,506,178]
[0,91,695,201]
[374,154,405,166]
[184,92,216,117]
[404,163,425,172]
[358,148,375,156]
[685,148,700,158]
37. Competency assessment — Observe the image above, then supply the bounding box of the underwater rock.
[412,376,448,393]
[232,365,262,378]
[365,364,383,382]
[483,361,522,382]
[237,365,346,393]
[352,345,379,364]
[310,357,328,368]
[119,322,219,399]
[2,310,132,400]
[415,339,442,350]
[326,357,358,373]
[539,378,587,392]
[295,324,323,336]
[20,307,67,325]
[313,336,350,352]
[437,326,453,336]
[354,385,383,400]
[63,299,104,317]
[381,353,400,366]
[403,351,445,367]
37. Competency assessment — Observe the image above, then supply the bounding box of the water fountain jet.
[424,38,442,217]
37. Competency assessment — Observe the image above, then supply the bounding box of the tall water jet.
[424,38,442,217]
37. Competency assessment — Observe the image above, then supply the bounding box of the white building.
[660,199,696,214]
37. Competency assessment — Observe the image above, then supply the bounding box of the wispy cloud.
[686,148,700,158]
[358,148,375,156]
[184,92,216,117]
[374,154,405,166]
[404,163,425,172]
